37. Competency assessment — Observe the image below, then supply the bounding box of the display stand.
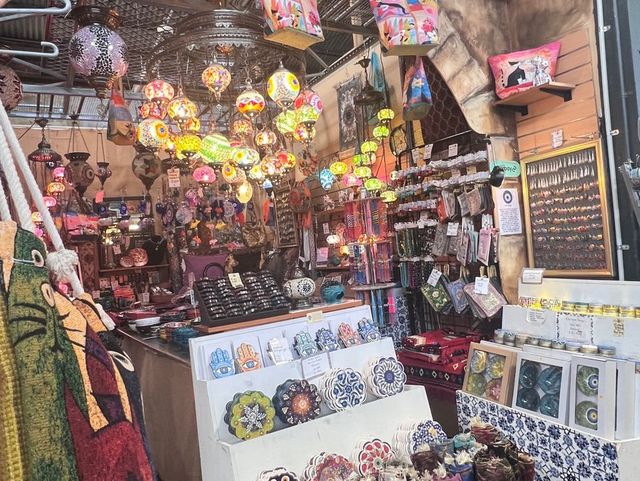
[457,391,640,481]
[189,304,432,481]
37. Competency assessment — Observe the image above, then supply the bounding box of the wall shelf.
[493,81,575,116]
[99,264,169,274]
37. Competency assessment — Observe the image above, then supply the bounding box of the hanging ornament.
[68,6,128,98]
[231,118,254,139]
[329,160,348,180]
[381,190,398,203]
[260,155,278,178]
[47,181,66,197]
[95,162,112,189]
[167,86,198,126]
[143,79,174,106]
[200,130,231,167]
[294,88,323,116]
[236,80,265,120]
[132,145,162,190]
[137,118,170,151]
[0,64,22,112]
[139,101,167,120]
[52,165,66,181]
[372,124,390,141]
[222,162,240,183]
[236,180,253,204]
[364,177,383,192]
[202,63,232,102]
[174,132,202,160]
[293,123,315,145]
[275,149,296,173]
[267,61,300,110]
[248,164,265,181]
[42,196,57,209]
[361,140,379,156]
[319,168,335,190]
[230,145,260,171]
[275,110,297,136]
[28,118,61,164]
[377,108,395,123]
[342,172,362,188]
[255,128,278,150]
[65,115,94,196]
[193,165,216,186]
[354,166,372,179]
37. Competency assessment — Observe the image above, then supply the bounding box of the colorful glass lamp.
[267,61,300,110]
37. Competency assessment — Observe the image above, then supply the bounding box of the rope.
[0,171,12,222]
[0,103,84,296]
[0,120,33,231]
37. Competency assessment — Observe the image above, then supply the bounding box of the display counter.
[117,299,364,481]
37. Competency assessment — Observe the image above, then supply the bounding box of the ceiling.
[0,0,378,124]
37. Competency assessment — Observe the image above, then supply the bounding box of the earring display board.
[521,140,614,277]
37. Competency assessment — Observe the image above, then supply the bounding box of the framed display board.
[521,140,614,277]
[273,184,298,248]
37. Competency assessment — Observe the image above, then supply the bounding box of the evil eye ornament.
[357,318,381,343]
[293,331,318,358]
[209,347,235,379]
[315,328,340,352]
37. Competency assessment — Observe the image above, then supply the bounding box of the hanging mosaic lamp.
[263,179,273,190]
[267,61,300,110]
[42,195,57,209]
[275,149,296,172]
[174,132,202,160]
[236,80,265,120]
[183,117,201,134]
[255,128,278,150]
[47,181,66,197]
[294,88,323,116]
[0,63,23,112]
[143,79,174,106]
[68,6,128,99]
[231,118,254,139]
[193,165,216,186]
[167,87,198,126]
[139,101,167,120]
[361,140,379,156]
[354,166,372,179]
[200,130,231,167]
[236,180,253,204]
[95,161,112,188]
[329,160,348,179]
[65,116,95,195]
[230,145,260,171]
[260,155,278,178]
[136,118,170,151]
[364,177,383,192]
[296,103,320,128]
[275,110,297,136]
[381,190,398,203]
[222,162,240,183]
[293,123,315,145]
[352,154,366,167]
[52,165,66,181]
[28,118,61,164]
[202,63,232,102]
[319,168,336,190]
[377,108,395,123]
[248,164,265,181]
[342,172,362,187]
[373,124,390,141]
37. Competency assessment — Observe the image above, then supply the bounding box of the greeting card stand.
[189,304,433,481]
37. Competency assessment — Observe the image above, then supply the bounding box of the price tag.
[448,144,458,158]
[302,352,331,379]
[526,309,547,325]
[167,168,181,188]
[141,292,150,304]
[521,268,545,284]
[228,273,244,289]
[447,222,459,236]
[411,148,421,164]
[423,144,434,160]
[451,168,461,178]
[112,244,121,255]
[551,129,564,149]
[95,190,105,203]
[474,277,490,295]
[427,268,442,287]
[306,311,324,323]
[322,222,330,235]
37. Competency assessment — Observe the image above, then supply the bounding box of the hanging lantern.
[373,124,390,141]
[267,61,300,110]
[31,211,43,225]
[0,64,23,112]
[342,172,362,187]
[139,101,167,120]
[222,162,240,183]
[174,132,202,160]
[47,181,66,197]
[183,117,201,133]
[248,164,265,181]
[275,149,296,172]
[200,131,231,167]
[352,154,366,167]
[236,81,265,120]
[263,179,273,190]
[132,146,162,191]
[381,190,398,203]
[68,6,129,98]
[42,196,57,209]
[319,168,335,190]
[95,162,112,188]
[294,88,323,116]
[364,177,384,192]
[296,103,320,127]
[260,155,278,178]
[167,87,198,125]
[52,165,66,181]
[361,140,379,155]
[137,118,169,150]
[354,166,372,178]
[143,79,174,105]
[193,165,216,186]
[329,160,348,179]
[275,110,297,136]
[231,118,254,139]
[255,128,278,150]
[28,118,61,164]
[230,145,260,171]
[293,123,315,145]
[65,116,94,196]
[202,63,232,101]
[236,180,253,204]
[377,108,395,123]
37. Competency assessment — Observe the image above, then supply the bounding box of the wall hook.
[0,0,71,23]
[0,42,59,59]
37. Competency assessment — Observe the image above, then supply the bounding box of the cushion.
[488,41,561,99]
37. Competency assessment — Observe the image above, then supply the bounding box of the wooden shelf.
[493,81,575,116]
[99,264,170,274]
[351,282,397,291]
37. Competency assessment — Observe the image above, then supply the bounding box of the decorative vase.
[283,266,315,309]
[320,280,345,304]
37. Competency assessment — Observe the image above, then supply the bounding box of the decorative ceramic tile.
[457,391,620,481]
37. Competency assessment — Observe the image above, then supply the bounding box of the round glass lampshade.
[167,90,198,124]
[43,196,57,208]
[296,103,320,126]
[236,86,265,119]
[175,133,202,159]
[143,79,174,104]
[255,128,278,149]
[373,125,390,141]
[360,140,379,155]
[354,166,372,178]
[364,177,384,192]
[267,63,300,109]
[199,132,231,166]
[260,155,278,178]
[222,162,240,183]
[193,165,216,185]
[294,88,323,116]
[136,118,169,150]
[377,108,395,123]
[139,101,167,120]
[275,110,297,136]
[319,168,335,190]
[52,166,66,180]
[236,180,253,204]
[231,118,254,139]
[248,164,265,181]
[329,161,348,177]
[275,150,296,171]
[293,123,315,144]
[47,181,66,195]
[342,172,362,187]
[381,190,398,203]
[230,145,260,171]
[202,63,231,100]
